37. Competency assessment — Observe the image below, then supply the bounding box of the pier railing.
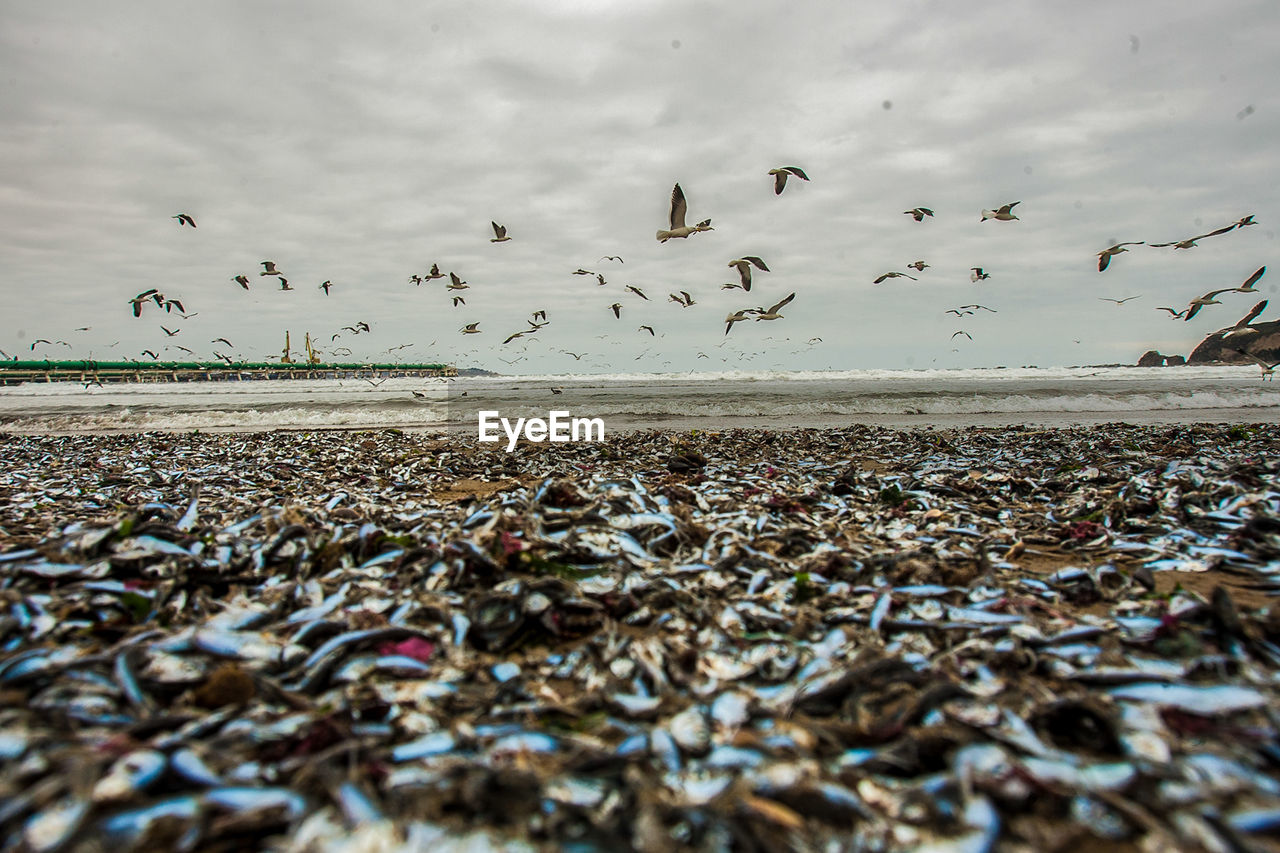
[0,361,458,385]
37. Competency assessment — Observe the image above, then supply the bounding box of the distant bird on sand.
[260,261,280,275]
[728,256,769,291]
[609,303,623,318]
[656,183,713,242]
[907,260,930,272]
[172,214,196,228]
[460,323,481,334]
[232,275,250,290]
[904,207,934,222]
[1230,347,1279,380]
[490,222,511,243]
[1097,242,1144,272]
[970,268,991,282]
[874,271,918,284]
[754,292,796,322]
[768,166,809,195]
[980,202,1020,222]
[1099,296,1141,304]
[550,387,563,394]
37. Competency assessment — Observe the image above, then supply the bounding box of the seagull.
[278,278,293,291]
[572,269,594,276]
[951,331,972,340]
[807,337,822,344]
[169,345,194,355]
[452,296,466,307]
[639,325,655,336]
[873,271,918,284]
[980,202,1020,222]
[128,289,162,317]
[211,337,234,347]
[1184,288,1239,321]
[172,214,196,228]
[669,291,695,307]
[656,183,713,242]
[30,339,52,350]
[161,326,180,336]
[1219,300,1269,341]
[959,304,997,312]
[409,274,423,285]
[721,282,746,290]
[142,349,159,360]
[600,256,624,263]
[1234,215,1257,228]
[754,292,796,322]
[907,261,930,272]
[446,272,469,291]
[424,264,445,280]
[970,268,991,282]
[320,281,332,295]
[725,310,753,336]
[1233,266,1267,293]
[904,208,934,222]
[563,351,585,360]
[728,256,769,291]
[609,303,622,318]
[490,222,511,243]
[945,309,974,317]
[625,285,648,300]
[1149,225,1235,249]
[1155,306,1188,318]
[502,331,526,345]
[550,387,563,394]
[1229,347,1279,380]
[595,274,607,287]
[461,323,482,334]
[1097,242,1144,272]
[260,260,280,276]
[768,166,809,195]
[1099,296,1141,304]
[232,275,250,290]
[527,318,548,331]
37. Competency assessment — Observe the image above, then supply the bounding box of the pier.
[0,360,458,386]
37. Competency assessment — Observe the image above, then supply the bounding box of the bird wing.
[783,166,809,181]
[492,222,506,238]
[1235,299,1268,327]
[1240,266,1267,290]
[742,256,769,271]
[874,274,890,284]
[773,171,788,195]
[1230,348,1278,369]
[450,272,462,286]
[999,202,1020,214]
[1193,225,1236,240]
[767,292,796,314]
[1147,241,1178,248]
[1098,254,1111,272]
[669,183,688,229]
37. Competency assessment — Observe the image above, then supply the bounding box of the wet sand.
[1,423,1279,851]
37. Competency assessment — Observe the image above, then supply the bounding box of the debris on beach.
[1,423,1279,851]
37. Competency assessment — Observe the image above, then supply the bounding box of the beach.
[2,422,1279,851]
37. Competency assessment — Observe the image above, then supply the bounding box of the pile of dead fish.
[1,422,1279,851]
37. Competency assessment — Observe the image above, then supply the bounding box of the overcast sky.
[1,0,1276,374]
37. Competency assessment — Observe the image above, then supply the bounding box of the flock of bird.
[5,172,1271,379]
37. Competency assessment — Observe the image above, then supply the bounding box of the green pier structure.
[0,360,457,386]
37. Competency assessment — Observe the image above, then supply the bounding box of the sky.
[1,0,1276,374]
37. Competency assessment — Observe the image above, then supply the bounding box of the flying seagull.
[907,261,930,272]
[172,214,196,228]
[904,208,934,222]
[595,274,607,287]
[490,222,511,243]
[600,255,624,263]
[1233,215,1257,228]
[128,289,162,317]
[1097,242,1144,272]
[951,331,973,340]
[1149,225,1235,249]
[609,303,622,318]
[502,331,526,345]
[1155,306,1188,319]
[447,273,469,290]
[532,310,547,322]
[959,304,998,313]
[1099,296,1141,304]
[452,296,466,307]
[625,285,648,300]
[728,256,769,291]
[669,291,695,307]
[725,310,753,336]
[980,202,1020,222]
[278,278,293,291]
[656,183,713,242]
[754,292,796,322]
[1233,266,1267,293]
[260,260,280,276]
[212,337,233,347]
[767,166,809,195]
[873,271,918,284]
[460,323,482,334]
[970,268,991,282]
[1219,299,1269,341]
[945,309,974,317]
[639,325,655,336]
[232,275,250,290]
[563,351,585,360]
[320,281,332,295]
[572,269,594,276]
[161,326,180,336]
[1184,288,1239,321]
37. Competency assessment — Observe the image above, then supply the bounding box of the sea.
[1,366,1279,434]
